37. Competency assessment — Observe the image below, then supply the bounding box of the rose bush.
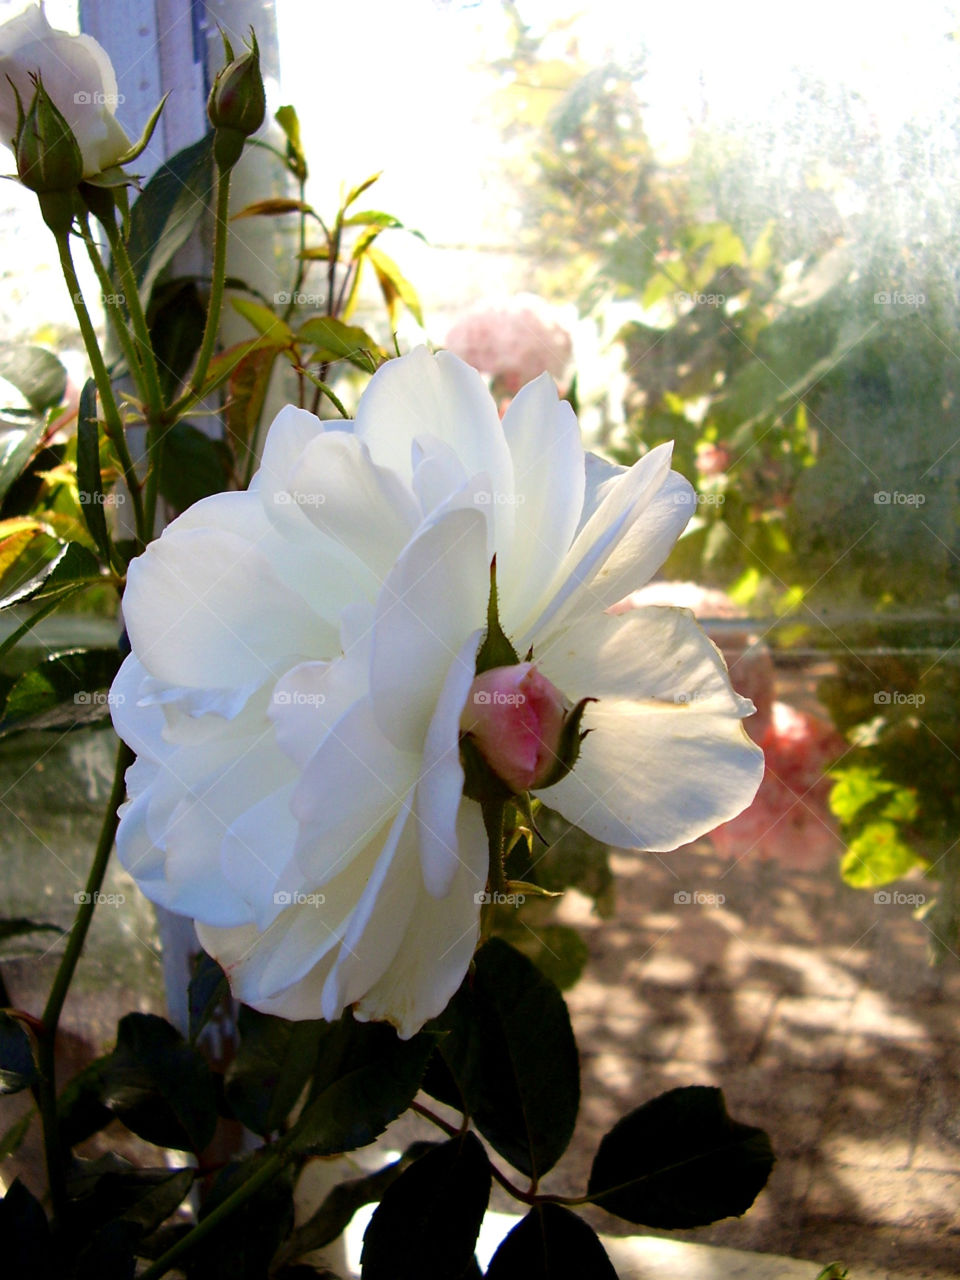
[0,4,131,177]
[111,347,763,1036]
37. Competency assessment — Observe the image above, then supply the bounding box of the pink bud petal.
[461,663,568,792]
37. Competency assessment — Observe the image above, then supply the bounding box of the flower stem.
[55,229,147,545]
[103,216,165,421]
[410,1100,587,1208]
[137,1132,293,1279]
[169,165,232,416]
[35,738,133,1230]
[75,213,148,408]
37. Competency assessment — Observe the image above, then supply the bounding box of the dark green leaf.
[292,1018,435,1158]
[57,1054,114,1148]
[0,344,67,413]
[147,278,206,402]
[586,1085,775,1228]
[0,1179,53,1272]
[74,1167,194,1280]
[279,1141,438,1263]
[485,1204,617,1280]
[0,539,101,610]
[225,1006,323,1137]
[188,950,230,1046]
[0,419,49,506]
[125,133,215,307]
[76,378,113,564]
[360,1133,490,1280]
[428,937,579,1179]
[157,422,233,512]
[488,920,589,991]
[100,1013,219,1153]
[0,1010,36,1094]
[187,1151,295,1280]
[0,647,123,737]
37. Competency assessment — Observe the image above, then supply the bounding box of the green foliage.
[360,1134,490,1279]
[427,937,580,1179]
[486,1203,618,1279]
[586,1085,775,1228]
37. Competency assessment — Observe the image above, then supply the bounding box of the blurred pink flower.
[621,580,846,867]
[710,702,846,869]
[444,295,573,397]
[695,441,731,478]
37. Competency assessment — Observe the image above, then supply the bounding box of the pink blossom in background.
[444,294,573,397]
[620,581,846,867]
[695,441,731,478]
[710,702,847,869]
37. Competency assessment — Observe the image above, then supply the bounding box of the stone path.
[544,842,960,1279]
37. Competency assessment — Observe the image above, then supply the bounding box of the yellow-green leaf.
[366,248,423,328]
[231,198,315,221]
[231,299,295,347]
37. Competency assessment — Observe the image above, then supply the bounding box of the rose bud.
[207,28,265,171]
[460,663,570,794]
[15,76,83,195]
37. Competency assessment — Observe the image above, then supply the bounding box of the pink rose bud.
[460,663,569,793]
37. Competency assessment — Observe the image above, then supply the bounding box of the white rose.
[0,4,131,177]
[111,348,763,1038]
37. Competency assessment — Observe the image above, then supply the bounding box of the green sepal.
[534,695,597,791]
[474,556,519,674]
[112,92,169,168]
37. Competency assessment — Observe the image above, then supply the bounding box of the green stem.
[55,229,147,545]
[138,1134,293,1279]
[75,214,148,411]
[35,738,133,1230]
[103,218,165,421]
[410,1102,582,1208]
[280,175,308,326]
[170,165,232,416]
